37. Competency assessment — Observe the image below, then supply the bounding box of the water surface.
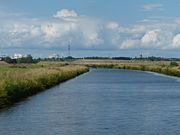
[0,69,180,135]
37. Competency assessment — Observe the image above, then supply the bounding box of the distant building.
[13,54,23,59]
[12,54,27,59]
[48,54,60,59]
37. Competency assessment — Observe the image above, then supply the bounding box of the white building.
[48,54,60,59]
[13,54,23,59]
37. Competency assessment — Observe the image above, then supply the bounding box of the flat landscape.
[1,61,180,135]
[1,0,180,134]
[0,59,180,109]
[74,59,180,77]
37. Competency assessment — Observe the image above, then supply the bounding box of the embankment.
[73,59,180,77]
[0,65,89,109]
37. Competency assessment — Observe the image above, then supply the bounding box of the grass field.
[0,61,89,109]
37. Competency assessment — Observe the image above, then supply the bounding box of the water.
[0,69,180,135]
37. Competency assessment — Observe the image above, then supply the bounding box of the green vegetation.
[170,61,179,67]
[73,59,180,77]
[3,55,39,64]
[1,59,180,109]
[0,62,89,109]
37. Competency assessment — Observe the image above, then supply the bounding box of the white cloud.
[141,31,157,44]
[107,21,119,30]
[53,9,78,18]
[30,26,42,37]
[83,32,103,47]
[41,25,57,40]
[142,3,163,11]
[175,18,180,24]
[172,34,180,48]
[120,39,139,49]
[0,10,105,49]
[1,9,180,51]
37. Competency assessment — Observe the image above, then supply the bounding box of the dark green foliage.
[17,55,33,64]
[3,55,39,64]
[3,57,14,64]
[0,66,89,109]
[5,80,43,102]
[140,65,146,71]
[170,61,179,67]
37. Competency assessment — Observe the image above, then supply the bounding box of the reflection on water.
[0,69,180,135]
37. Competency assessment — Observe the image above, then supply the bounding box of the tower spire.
[68,40,71,57]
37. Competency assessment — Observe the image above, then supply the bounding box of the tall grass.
[73,59,180,77]
[0,64,89,109]
[1,59,180,109]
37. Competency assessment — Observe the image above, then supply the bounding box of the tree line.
[3,55,39,64]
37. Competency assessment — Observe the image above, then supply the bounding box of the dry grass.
[73,59,180,77]
[1,59,179,109]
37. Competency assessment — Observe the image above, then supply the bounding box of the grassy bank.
[0,62,89,109]
[73,59,180,77]
[1,59,180,109]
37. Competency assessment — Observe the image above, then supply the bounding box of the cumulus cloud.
[0,10,105,49]
[108,20,180,50]
[53,9,78,18]
[141,31,157,44]
[142,3,163,11]
[172,34,180,48]
[1,9,180,51]
[106,21,119,30]
[120,39,139,49]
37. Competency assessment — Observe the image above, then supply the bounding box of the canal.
[0,69,180,135]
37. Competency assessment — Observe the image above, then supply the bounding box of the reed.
[73,59,180,77]
[0,64,89,109]
[1,59,180,109]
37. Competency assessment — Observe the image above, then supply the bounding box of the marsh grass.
[73,59,180,77]
[1,59,180,109]
[0,63,89,108]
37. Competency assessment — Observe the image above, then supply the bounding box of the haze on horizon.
[0,0,180,58]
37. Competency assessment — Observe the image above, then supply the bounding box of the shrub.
[170,61,179,67]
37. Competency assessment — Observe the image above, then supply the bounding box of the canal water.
[0,69,180,135]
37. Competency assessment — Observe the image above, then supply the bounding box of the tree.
[3,54,39,64]
[4,57,14,64]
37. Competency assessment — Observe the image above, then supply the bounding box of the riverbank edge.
[0,66,89,109]
[86,64,180,77]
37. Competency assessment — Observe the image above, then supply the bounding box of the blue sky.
[0,0,180,57]
[2,0,180,23]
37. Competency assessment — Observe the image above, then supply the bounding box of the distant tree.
[25,54,33,63]
[3,57,14,64]
[3,54,39,64]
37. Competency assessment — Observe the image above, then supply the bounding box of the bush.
[3,57,14,64]
[170,61,179,67]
